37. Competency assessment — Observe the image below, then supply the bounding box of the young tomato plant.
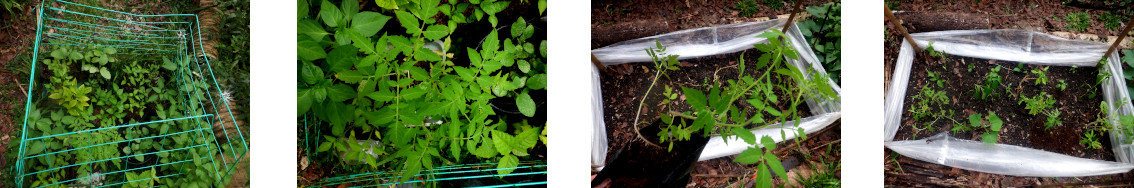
[967,111,1003,144]
[973,66,1002,100]
[647,29,837,188]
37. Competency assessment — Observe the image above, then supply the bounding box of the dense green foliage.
[297,0,547,184]
[1064,11,1092,32]
[798,2,840,83]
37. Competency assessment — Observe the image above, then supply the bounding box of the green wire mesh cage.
[15,0,247,187]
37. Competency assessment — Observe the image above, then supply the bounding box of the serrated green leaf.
[756,163,772,188]
[326,45,358,73]
[764,152,787,179]
[414,47,442,61]
[395,11,420,34]
[760,136,776,150]
[366,89,396,102]
[681,87,706,108]
[335,70,367,83]
[454,66,475,81]
[732,128,757,145]
[497,154,519,175]
[422,25,449,40]
[401,87,427,100]
[300,62,324,85]
[492,130,513,156]
[734,147,762,164]
[400,153,422,183]
[482,30,499,53]
[516,92,536,117]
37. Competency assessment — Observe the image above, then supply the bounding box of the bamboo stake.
[591,53,607,72]
[780,0,806,33]
[883,6,921,52]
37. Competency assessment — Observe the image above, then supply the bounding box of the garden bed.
[897,54,1111,160]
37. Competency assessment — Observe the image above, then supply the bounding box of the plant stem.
[632,67,665,148]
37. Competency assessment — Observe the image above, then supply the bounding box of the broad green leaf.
[317,141,333,152]
[387,35,412,55]
[454,67,476,81]
[988,112,1003,131]
[982,132,998,144]
[422,25,449,40]
[298,19,329,41]
[968,114,983,127]
[481,1,509,15]
[319,0,343,27]
[297,36,326,61]
[492,130,513,156]
[756,163,772,188]
[340,0,358,22]
[733,147,762,164]
[517,59,530,73]
[300,62,324,85]
[681,87,706,108]
[364,108,397,125]
[332,122,345,136]
[516,92,536,117]
[99,67,111,79]
[538,0,546,15]
[510,17,527,38]
[527,74,546,90]
[327,84,356,102]
[395,11,421,34]
[298,0,308,19]
[496,154,519,175]
[418,0,441,20]
[161,57,177,71]
[326,45,358,73]
[482,30,499,53]
[374,0,398,10]
[515,127,541,149]
[351,11,391,37]
[400,87,427,100]
[467,48,482,67]
[540,40,547,57]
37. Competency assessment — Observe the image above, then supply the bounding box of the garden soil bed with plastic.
[897,54,1111,160]
[600,51,823,187]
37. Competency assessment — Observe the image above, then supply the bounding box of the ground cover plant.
[296,0,547,186]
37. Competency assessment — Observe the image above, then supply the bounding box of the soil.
[0,2,41,187]
[899,54,1109,160]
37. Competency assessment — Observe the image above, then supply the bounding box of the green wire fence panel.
[309,161,548,188]
[15,0,247,187]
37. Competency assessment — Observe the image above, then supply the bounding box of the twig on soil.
[691,174,748,178]
[14,78,25,97]
[713,64,739,85]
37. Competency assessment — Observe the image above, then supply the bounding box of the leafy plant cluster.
[973,65,1003,100]
[962,111,1003,144]
[909,79,952,135]
[0,0,23,16]
[297,0,547,184]
[21,41,227,187]
[797,2,840,83]
[643,29,837,187]
[1064,11,1092,32]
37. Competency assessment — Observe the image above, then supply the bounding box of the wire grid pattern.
[15,0,247,187]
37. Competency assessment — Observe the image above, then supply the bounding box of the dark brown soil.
[898,54,1110,160]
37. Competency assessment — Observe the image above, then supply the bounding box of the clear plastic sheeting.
[590,64,609,168]
[884,29,1134,177]
[592,19,785,65]
[590,18,841,169]
[699,112,841,161]
[907,30,1110,66]
[886,133,1134,177]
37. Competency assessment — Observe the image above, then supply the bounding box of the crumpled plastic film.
[592,19,785,65]
[886,133,1134,177]
[590,64,609,168]
[884,40,916,142]
[589,19,841,168]
[699,112,841,161]
[1101,52,1134,163]
[907,30,1109,66]
[884,29,1134,176]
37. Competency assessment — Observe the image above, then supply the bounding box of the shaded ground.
[883,0,1134,186]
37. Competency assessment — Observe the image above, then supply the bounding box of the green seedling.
[967,111,1003,144]
[1031,66,1049,85]
[973,66,1002,100]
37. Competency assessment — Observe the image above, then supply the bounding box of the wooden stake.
[884,6,921,52]
[590,53,607,72]
[1103,18,1134,59]
[780,0,806,33]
